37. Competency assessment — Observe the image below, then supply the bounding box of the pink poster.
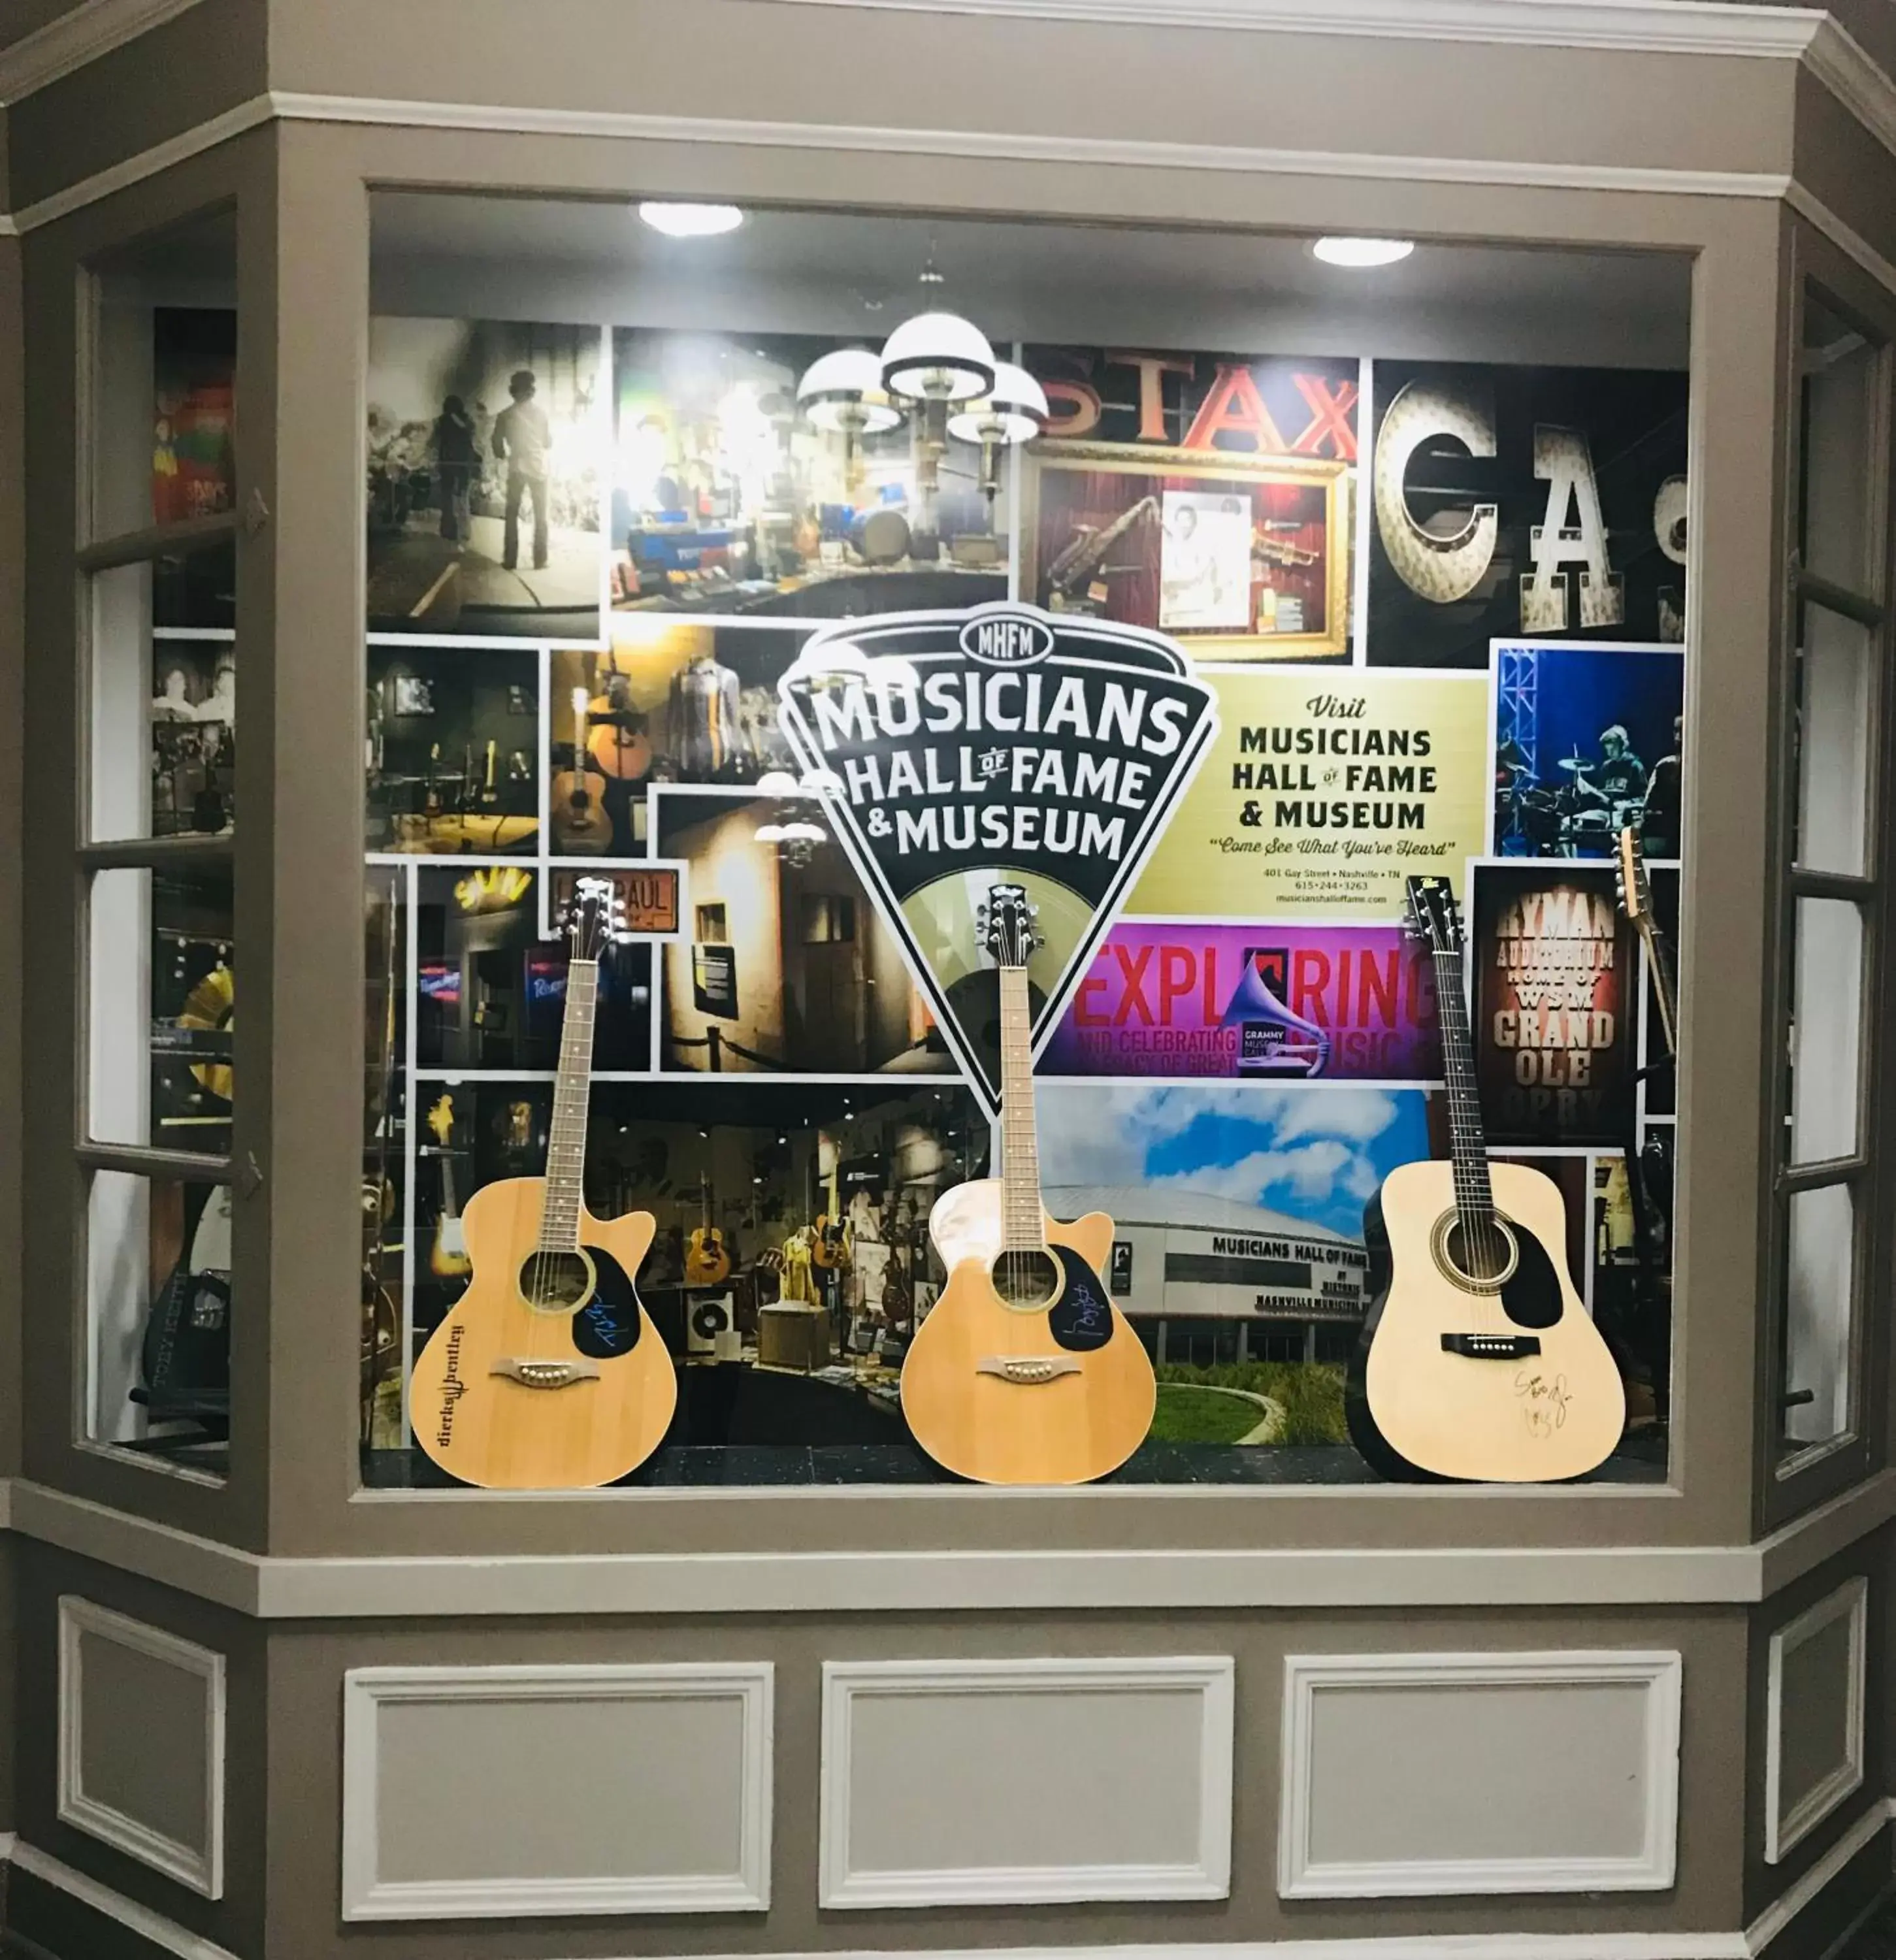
[1043,923,1442,1082]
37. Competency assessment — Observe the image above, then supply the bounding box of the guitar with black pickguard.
[408,878,676,1487]
[1345,876,1626,1482]
[900,883,1154,1484]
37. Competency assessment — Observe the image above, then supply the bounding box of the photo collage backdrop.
[346,316,1688,1480]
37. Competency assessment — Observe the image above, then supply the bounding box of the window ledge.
[5,1469,1895,1618]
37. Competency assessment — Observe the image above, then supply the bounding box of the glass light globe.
[881,310,996,403]
[947,361,1050,448]
[796,348,902,434]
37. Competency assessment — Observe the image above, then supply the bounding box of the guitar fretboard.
[536,958,598,1253]
[1430,944,1497,1232]
[998,964,1045,1254]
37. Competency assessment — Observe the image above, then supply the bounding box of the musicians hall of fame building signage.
[1130,667,1490,921]
[777,604,1219,1115]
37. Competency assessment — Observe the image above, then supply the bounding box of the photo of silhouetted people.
[367,319,604,644]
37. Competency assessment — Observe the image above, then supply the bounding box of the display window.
[1763,281,1893,1497]
[338,199,1706,1492]
[77,212,242,1484]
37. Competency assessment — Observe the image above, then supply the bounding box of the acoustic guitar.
[900,883,1155,1484]
[427,1093,472,1281]
[1345,876,1626,1482]
[551,685,613,857]
[408,879,676,1488]
[683,1171,732,1287]
[587,651,655,781]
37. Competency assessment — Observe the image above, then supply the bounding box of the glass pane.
[1801,291,1882,597]
[90,560,237,843]
[1781,1181,1855,1451]
[1788,897,1863,1166]
[88,215,236,544]
[1792,603,1872,876]
[88,862,235,1154]
[86,1166,230,1479]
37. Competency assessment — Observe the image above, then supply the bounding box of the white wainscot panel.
[1766,1575,1869,1864]
[819,1655,1234,1909]
[1279,1648,1682,1897]
[341,1662,772,1920]
[57,1595,227,1899]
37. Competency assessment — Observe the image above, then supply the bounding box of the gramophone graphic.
[1220,947,1332,1077]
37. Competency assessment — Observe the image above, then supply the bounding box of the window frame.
[1760,245,1896,1525]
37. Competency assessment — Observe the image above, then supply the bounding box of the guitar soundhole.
[992,1248,1061,1310]
[519,1250,595,1313]
[1435,1215,1519,1292]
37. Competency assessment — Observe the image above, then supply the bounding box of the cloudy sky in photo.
[1036,1083,1433,1238]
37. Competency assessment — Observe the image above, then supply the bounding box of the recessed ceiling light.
[1312,235,1415,269]
[638,201,744,238]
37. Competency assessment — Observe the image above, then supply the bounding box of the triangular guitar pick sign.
[777,603,1219,1116]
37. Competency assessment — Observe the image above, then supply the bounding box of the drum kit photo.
[1496,739,1641,857]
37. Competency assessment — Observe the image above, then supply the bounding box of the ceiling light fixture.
[638,201,745,238]
[881,308,996,404]
[795,347,902,485]
[1311,235,1415,268]
[947,360,1050,504]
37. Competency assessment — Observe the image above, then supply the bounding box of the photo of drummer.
[1492,642,1684,863]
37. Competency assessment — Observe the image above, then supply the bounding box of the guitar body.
[429,1215,470,1279]
[409,1177,677,1488]
[1347,1160,1626,1482]
[811,1216,851,1269]
[683,1226,730,1288]
[550,769,613,855]
[588,710,653,781]
[901,1180,1154,1485]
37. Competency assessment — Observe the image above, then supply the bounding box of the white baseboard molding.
[2,1801,1889,1960]
[3,1839,241,1960]
[1746,1795,1895,1957]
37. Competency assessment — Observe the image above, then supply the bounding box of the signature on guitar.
[1514,1369,1572,1437]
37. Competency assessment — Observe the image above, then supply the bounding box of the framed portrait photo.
[1019,440,1350,661]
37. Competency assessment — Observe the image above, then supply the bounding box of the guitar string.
[1430,935,1500,1328]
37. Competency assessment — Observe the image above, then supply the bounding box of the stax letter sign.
[777,603,1218,1115]
[1374,379,1661,632]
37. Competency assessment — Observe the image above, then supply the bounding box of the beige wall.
[262,1601,1748,1959]
[5,0,263,213]
[666,802,787,1068]
[8,1544,268,1959]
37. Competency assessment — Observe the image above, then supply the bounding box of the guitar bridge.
[977,1356,1082,1384]
[490,1358,602,1390]
[1441,1334,1542,1361]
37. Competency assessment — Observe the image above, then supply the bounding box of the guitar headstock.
[426,1094,455,1148]
[1404,875,1463,956]
[562,875,623,962]
[1616,825,1652,926]
[978,883,1042,969]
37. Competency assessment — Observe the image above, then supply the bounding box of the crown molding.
[0,0,201,106]
[751,0,1826,59]
[269,89,1794,199]
[1805,12,1896,156]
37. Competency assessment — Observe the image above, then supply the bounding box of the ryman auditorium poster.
[1130,667,1490,919]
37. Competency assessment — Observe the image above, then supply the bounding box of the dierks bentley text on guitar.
[1345,875,1625,1482]
[409,877,676,1488]
[901,883,1155,1484]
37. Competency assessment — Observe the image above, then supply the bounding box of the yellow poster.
[1130,666,1492,919]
